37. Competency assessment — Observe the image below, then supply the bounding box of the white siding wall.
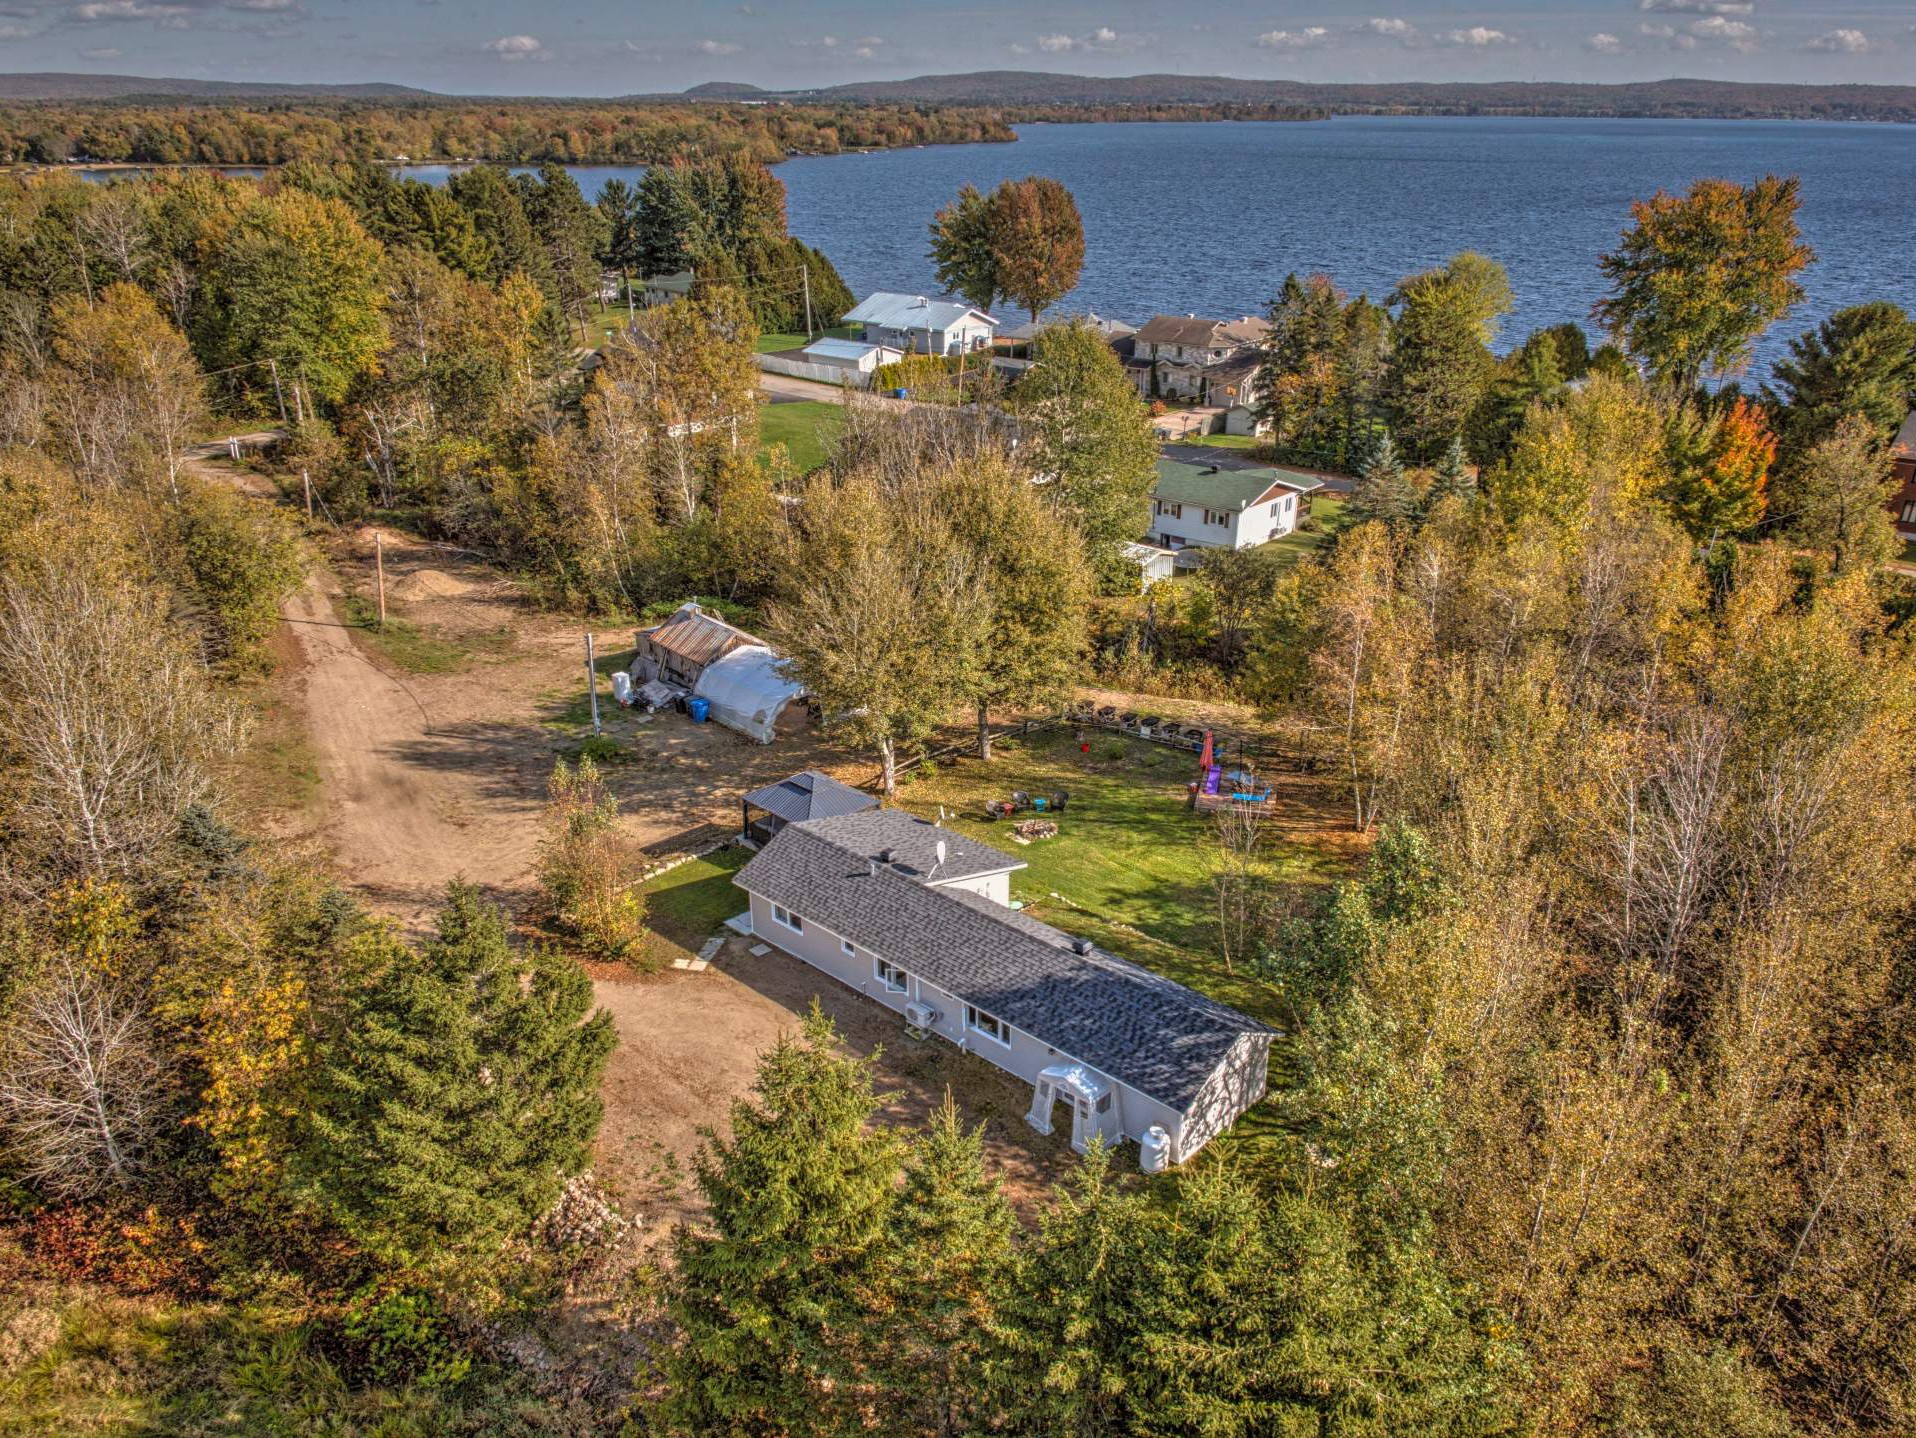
[929,871,1012,905]
[743,886,1190,1154]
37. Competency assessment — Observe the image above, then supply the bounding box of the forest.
[0,98,1015,167]
[0,142,1914,1437]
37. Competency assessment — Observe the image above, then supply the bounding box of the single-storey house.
[1888,410,1916,541]
[1129,314,1270,402]
[999,311,1137,357]
[843,292,997,356]
[735,807,1275,1166]
[740,769,877,848]
[798,336,904,378]
[640,270,696,307]
[630,603,810,743]
[1149,458,1322,553]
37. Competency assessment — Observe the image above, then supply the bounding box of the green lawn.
[638,845,751,968]
[1263,495,1347,571]
[758,399,845,473]
[1176,433,1260,450]
[340,595,517,675]
[756,324,860,354]
[891,731,1338,1024]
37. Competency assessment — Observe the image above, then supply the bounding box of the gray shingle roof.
[734,813,1273,1112]
[742,771,878,826]
[795,808,1022,883]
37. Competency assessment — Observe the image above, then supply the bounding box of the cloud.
[1639,0,1751,13]
[697,38,741,55]
[483,33,546,61]
[0,18,34,35]
[1688,15,1758,47]
[78,41,121,53]
[1257,26,1330,50]
[1806,28,1871,53]
[1582,32,1623,54]
[1363,17,1415,39]
[1034,26,1144,54]
[1439,26,1513,47]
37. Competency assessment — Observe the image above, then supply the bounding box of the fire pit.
[1012,818,1059,842]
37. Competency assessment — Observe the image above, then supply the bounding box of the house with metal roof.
[1149,458,1322,555]
[734,808,1275,1166]
[842,292,998,356]
[740,770,877,848]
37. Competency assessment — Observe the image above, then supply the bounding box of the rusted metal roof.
[640,604,761,668]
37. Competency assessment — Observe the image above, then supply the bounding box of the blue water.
[85,116,1916,373]
[773,117,1915,373]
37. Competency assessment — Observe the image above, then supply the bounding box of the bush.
[538,755,645,958]
[341,1287,472,1389]
[174,482,306,671]
[871,351,963,393]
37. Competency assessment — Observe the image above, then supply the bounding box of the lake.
[89,115,1916,374]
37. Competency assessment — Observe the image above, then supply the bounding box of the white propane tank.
[610,671,633,707]
[1139,1126,1172,1175]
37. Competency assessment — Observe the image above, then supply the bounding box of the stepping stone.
[749,943,770,956]
[697,936,723,962]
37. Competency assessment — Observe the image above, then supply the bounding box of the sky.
[0,0,1911,94]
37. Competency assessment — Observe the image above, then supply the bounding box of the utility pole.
[802,260,814,340]
[584,632,602,736]
[267,357,288,425]
[302,468,313,520]
[374,530,387,627]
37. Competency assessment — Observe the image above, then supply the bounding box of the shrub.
[538,755,645,958]
[342,1287,471,1389]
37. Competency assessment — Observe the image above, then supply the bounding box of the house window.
[875,958,908,993]
[840,938,856,957]
[965,1005,1009,1045]
[771,904,803,934]
[1203,509,1229,527]
[1156,501,1182,520]
[1901,500,1916,525]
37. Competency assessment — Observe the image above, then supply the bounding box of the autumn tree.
[986,175,1084,322]
[936,454,1092,758]
[538,754,644,959]
[1661,396,1774,540]
[1489,371,1669,532]
[44,282,204,501]
[200,186,386,409]
[927,181,999,314]
[767,470,986,795]
[1782,413,1898,575]
[1595,174,1814,391]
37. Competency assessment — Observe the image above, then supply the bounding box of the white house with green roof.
[1148,458,1322,554]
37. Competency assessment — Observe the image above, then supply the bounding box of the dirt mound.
[393,568,475,602]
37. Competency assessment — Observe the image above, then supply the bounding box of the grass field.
[891,730,1340,1025]
[758,400,844,473]
[1174,433,1260,450]
[756,324,860,354]
[1267,495,1346,570]
[340,594,517,675]
[638,845,751,968]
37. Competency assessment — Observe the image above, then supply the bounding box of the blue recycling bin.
[686,697,710,723]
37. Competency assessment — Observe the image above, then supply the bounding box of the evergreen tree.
[445,163,550,291]
[292,883,614,1265]
[524,162,608,343]
[1763,300,1916,472]
[988,1142,1142,1438]
[1388,253,1510,461]
[1349,431,1420,529]
[1431,435,1477,503]
[870,1091,1018,1436]
[651,1008,904,1438]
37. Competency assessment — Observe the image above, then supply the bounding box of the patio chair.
[1011,790,1031,811]
[1051,791,1069,813]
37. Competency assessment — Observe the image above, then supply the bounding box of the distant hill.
[723,71,1916,123]
[682,81,769,99]
[0,72,432,101]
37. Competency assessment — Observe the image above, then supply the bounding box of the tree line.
[0,99,1015,167]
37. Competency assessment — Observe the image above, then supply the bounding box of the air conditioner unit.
[905,1000,938,1032]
